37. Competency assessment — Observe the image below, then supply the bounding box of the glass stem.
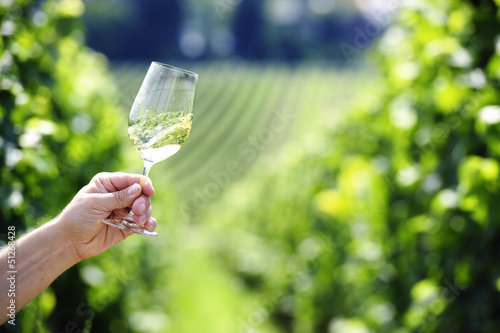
[142,160,154,177]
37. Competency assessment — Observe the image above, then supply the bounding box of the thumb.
[99,183,142,211]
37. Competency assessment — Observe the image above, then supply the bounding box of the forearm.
[0,219,80,324]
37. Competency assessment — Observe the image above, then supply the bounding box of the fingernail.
[128,184,139,196]
[147,180,154,193]
[139,214,147,224]
[139,203,146,215]
[147,219,156,231]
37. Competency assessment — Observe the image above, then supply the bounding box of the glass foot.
[102,215,158,237]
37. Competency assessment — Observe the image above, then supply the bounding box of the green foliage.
[183,1,500,332]
[0,0,122,330]
[0,0,123,227]
[3,0,500,332]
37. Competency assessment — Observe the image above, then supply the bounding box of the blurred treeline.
[2,0,500,333]
[82,0,370,62]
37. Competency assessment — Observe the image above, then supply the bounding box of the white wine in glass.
[102,62,198,236]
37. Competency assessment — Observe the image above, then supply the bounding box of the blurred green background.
[2,0,500,332]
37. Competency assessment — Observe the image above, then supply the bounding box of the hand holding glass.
[102,62,198,236]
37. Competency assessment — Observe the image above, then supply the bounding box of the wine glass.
[102,62,198,236]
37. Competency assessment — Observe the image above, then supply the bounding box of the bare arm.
[1,220,80,322]
[0,172,157,325]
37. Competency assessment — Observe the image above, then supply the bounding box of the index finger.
[95,172,155,197]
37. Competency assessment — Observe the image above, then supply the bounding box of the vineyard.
[112,62,374,202]
[3,0,500,332]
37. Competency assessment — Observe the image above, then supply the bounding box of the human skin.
[0,172,157,325]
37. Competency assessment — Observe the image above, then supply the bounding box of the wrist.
[46,216,83,265]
